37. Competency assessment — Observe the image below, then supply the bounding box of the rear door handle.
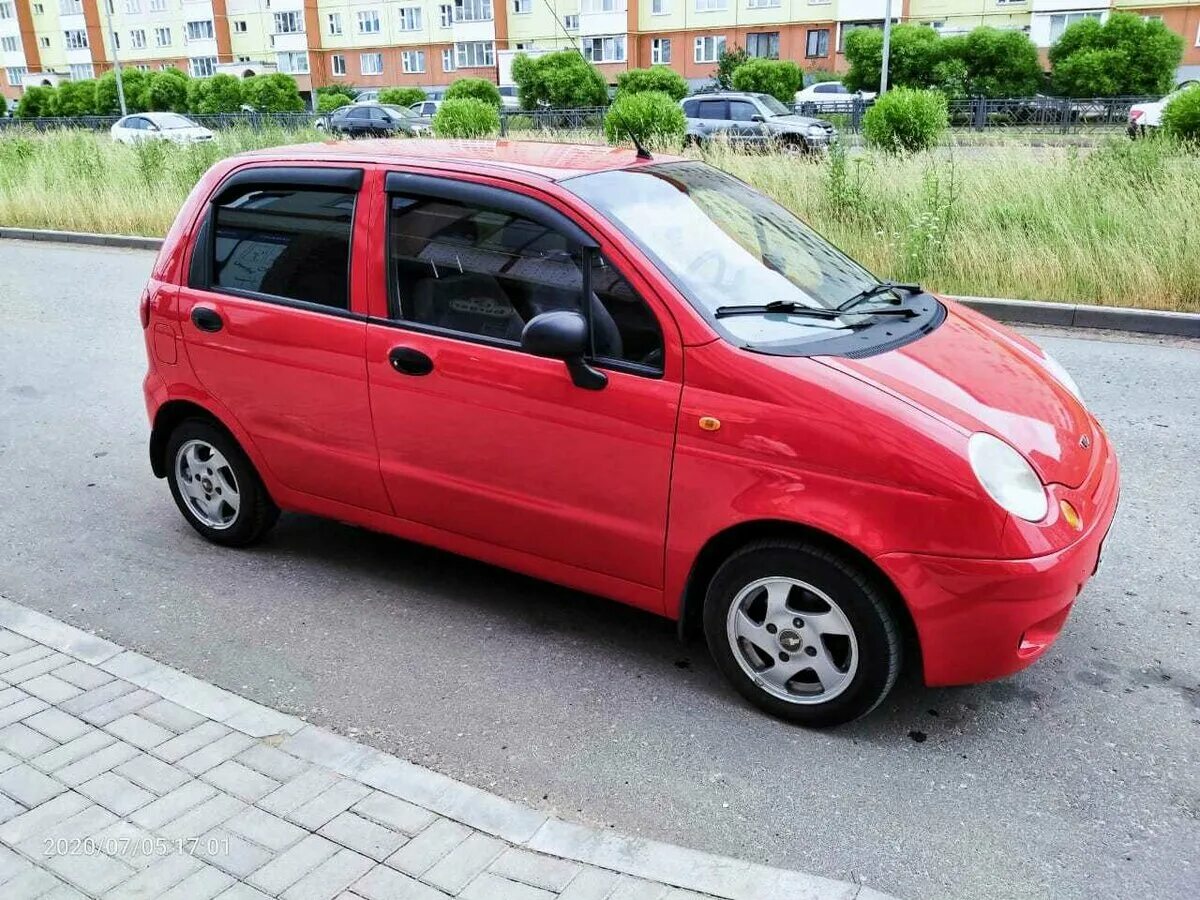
[191,306,223,333]
[388,346,433,376]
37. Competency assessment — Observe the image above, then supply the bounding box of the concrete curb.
[5,226,1193,339]
[0,597,888,900]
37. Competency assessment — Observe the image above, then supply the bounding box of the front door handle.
[191,306,223,333]
[388,346,433,376]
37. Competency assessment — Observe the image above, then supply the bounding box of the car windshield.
[757,96,792,116]
[155,114,197,129]
[563,161,883,348]
[382,105,415,119]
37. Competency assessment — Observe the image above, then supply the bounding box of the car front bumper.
[875,435,1120,687]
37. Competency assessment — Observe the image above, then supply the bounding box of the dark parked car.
[681,92,836,152]
[324,104,427,138]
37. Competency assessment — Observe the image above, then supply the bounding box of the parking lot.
[1,239,1197,900]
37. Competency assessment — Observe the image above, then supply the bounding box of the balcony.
[579,1,626,39]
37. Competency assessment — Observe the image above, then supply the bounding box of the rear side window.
[682,99,698,117]
[697,100,725,119]
[211,186,354,309]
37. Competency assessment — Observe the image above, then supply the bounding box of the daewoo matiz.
[141,140,1119,726]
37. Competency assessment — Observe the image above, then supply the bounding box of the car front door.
[364,172,682,602]
[729,99,769,145]
[175,165,391,513]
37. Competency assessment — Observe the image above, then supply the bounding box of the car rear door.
[363,171,683,604]
[176,164,391,513]
[695,98,727,139]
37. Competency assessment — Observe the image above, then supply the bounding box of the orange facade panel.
[312,44,465,89]
[636,22,839,82]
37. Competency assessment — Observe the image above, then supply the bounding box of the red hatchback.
[141,140,1119,726]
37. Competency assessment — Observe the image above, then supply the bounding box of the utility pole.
[98,0,127,115]
[880,0,893,95]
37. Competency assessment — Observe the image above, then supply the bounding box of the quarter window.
[212,186,355,310]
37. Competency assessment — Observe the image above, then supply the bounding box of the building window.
[0,36,17,52]
[454,0,493,23]
[33,3,44,15]
[154,27,171,48]
[122,0,139,13]
[327,13,342,35]
[650,38,671,64]
[68,63,94,80]
[439,4,452,27]
[563,14,578,30]
[130,29,146,49]
[746,0,780,7]
[694,34,725,63]
[694,0,727,11]
[276,51,308,74]
[514,0,531,11]
[581,0,617,10]
[806,28,829,58]
[360,52,384,75]
[442,48,456,72]
[186,20,215,42]
[233,21,247,33]
[402,50,425,73]
[746,32,779,58]
[455,40,494,67]
[189,57,217,77]
[1047,11,1102,44]
[39,37,50,49]
[110,30,119,50]
[397,7,421,30]
[148,0,164,10]
[357,10,381,34]
[582,35,625,63]
[6,66,28,86]
[274,11,304,34]
[651,0,668,12]
[0,0,13,16]
[331,53,346,76]
[63,29,89,50]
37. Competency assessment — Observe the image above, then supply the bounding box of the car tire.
[703,539,902,727]
[165,420,278,548]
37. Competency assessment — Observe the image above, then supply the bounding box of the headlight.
[1040,352,1083,403]
[968,433,1048,522]
[807,125,826,135]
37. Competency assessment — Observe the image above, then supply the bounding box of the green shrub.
[50,81,95,116]
[188,74,245,114]
[432,98,500,138]
[714,45,748,90]
[1050,13,1183,97]
[95,69,149,114]
[0,94,6,117]
[379,87,426,108]
[317,91,354,113]
[1161,83,1200,143]
[603,91,685,151]
[445,77,502,108]
[862,88,947,154]
[950,28,1044,98]
[616,67,688,102]
[504,114,535,132]
[511,51,607,109]
[845,24,942,92]
[242,74,305,112]
[804,70,841,86]
[146,69,190,112]
[731,59,803,104]
[318,83,360,101]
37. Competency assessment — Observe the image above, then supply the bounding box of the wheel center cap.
[778,630,802,652]
[201,477,213,492]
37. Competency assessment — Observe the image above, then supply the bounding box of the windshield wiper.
[837,281,923,313]
[714,299,916,320]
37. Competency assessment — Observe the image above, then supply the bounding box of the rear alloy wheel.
[703,540,902,726]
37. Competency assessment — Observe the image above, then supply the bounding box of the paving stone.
[92,818,162,870]
[4,652,72,685]
[54,740,139,786]
[39,886,89,900]
[459,872,556,900]
[20,674,83,704]
[224,805,308,853]
[130,780,218,830]
[80,689,158,727]
[158,792,245,841]
[215,884,274,900]
[0,722,58,758]
[351,864,454,900]
[236,743,310,782]
[59,680,137,716]
[31,730,115,773]
[156,863,235,900]
[23,708,92,743]
[0,749,17,772]
[202,759,280,802]
[0,790,90,845]
[193,826,276,879]
[52,660,114,691]
[114,752,192,795]
[0,697,50,729]
[490,847,583,892]
[104,852,204,900]
[319,811,407,861]
[0,630,36,654]
[557,868,623,900]
[0,791,26,824]
[0,685,29,708]
[26,804,119,860]
[662,889,717,899]
[258,767,340,817]
[0,763,67,806]
[607,877,671,900]
[352,791,437,837]
[282,847,374,900]
[0,645,55,674]
[179,732,257,776]
[286,778,372,830]
[138,698,205,734]
[105,712,176,751]
[248,833,340,895]
[385,819,471,878]
[154,721,231,764]
[0,842,33,880]
[2,866,65,898]
[421,832,505,895]
[78,771,156,816]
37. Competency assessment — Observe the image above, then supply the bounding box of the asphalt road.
[1,240,1197,900]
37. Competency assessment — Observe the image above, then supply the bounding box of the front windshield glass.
[156,114,197,129]
[563,161,880,347]
[757,95,791,116]
[382,105,415,119]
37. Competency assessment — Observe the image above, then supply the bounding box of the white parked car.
[793,82,875,111]
[352,89,381,104]
[1128,81,1198,136]
[110,112,215,145]
[409,99,441,117]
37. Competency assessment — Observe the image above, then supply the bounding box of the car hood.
[767,115,826,128]
[818,301,1095,488]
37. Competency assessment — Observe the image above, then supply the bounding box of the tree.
[53,80,98,116]
[844,24,942,93]
[617,66,688,101]
[432,98,500,138]
[953,28,1044,98]
[510,51,607,109]
[1050,12,1183,97]
[603,91,685,150]
[16,86,54,118]
[146,68,190,112]
[714,45,748,90]
[379,87,425,107]
[445,77,502,108]
[242,74,305,112]
[731,59,803,104]
[95,69,149,114]
[188,74,245,114]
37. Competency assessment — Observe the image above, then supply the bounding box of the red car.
[141,140,1119,726]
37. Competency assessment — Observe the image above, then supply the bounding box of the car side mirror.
[147,123,160,131]
[521,310,607,391]
[751,114,765,123]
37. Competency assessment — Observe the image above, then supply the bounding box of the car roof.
[239,139,678,182]
[686,92,768,101]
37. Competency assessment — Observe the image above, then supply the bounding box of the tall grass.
[0,127,1197,311]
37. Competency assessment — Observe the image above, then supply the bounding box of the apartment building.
[4,0,1199,106]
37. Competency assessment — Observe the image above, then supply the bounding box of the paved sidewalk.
[0,600,887,900]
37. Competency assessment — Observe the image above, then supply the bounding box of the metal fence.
[0,112,318,132]
[498,107,607,135]
[796,96,1152,133]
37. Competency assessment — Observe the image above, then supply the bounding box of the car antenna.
[535,0,652,160]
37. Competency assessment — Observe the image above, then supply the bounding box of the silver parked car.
[681,92,836,153]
